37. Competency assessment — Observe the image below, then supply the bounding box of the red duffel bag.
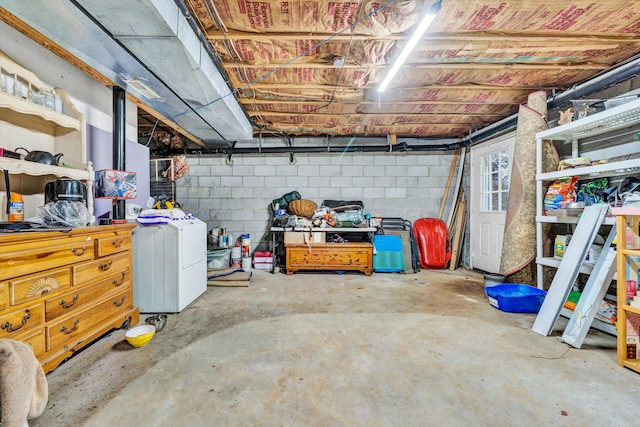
[413,218,451,269]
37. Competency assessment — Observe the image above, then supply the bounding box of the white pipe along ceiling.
[0,0,253,145]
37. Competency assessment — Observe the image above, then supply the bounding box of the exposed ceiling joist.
[207,31,640,44]
[223,63,610,71]
[240,99,515,106]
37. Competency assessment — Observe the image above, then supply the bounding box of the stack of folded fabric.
[206,267,253,287]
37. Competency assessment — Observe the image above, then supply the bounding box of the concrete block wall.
[174,151,463,260]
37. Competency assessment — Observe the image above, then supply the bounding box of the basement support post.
[112,86,126,222]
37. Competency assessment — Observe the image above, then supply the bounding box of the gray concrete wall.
[172,151,465,262]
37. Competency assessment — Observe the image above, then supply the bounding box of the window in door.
[481,149,510,212]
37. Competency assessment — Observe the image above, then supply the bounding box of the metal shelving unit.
[535,98,640,335]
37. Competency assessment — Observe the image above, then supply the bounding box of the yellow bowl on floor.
[125,325,156,347]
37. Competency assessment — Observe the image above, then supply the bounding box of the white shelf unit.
[0,53,93,221]
[535,98,640,334]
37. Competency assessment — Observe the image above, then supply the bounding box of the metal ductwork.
[1,0,252,144]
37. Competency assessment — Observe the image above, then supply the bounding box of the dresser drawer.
[47,289,131,350]
[45,270,131,321]
[96,235,132,257]
[73,252,130,286]
[9,267,71,306]
[0,283,5,310]
[0,303,43,339]
[21,328,46,358]
[0,239,94,281]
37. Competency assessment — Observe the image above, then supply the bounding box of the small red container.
[0,148,21,159]
[627,280,637,299]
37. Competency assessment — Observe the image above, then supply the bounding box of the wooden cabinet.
[271,227,377,274]
[286,242,373,276]
[0,224,139,373]
[613,207,640,373]
[0,50,94,221]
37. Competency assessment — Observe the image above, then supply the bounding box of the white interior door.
[470,132,516,273]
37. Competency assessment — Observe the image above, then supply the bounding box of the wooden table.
[285,242,373,275]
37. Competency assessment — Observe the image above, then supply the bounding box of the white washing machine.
[132,218,207,313]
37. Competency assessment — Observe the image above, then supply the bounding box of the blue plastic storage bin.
[486,284,547,313]
[373,235,404,272]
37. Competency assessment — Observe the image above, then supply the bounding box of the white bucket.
[483,273,506,298]
[231,246,242,259]
[242,257,252,270]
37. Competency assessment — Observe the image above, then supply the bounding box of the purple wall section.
[87,125,150,220]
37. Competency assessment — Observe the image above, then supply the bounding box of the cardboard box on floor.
[284,231,325,245]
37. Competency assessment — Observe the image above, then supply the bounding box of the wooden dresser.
[0,223,139,373]
[286,242,373,276]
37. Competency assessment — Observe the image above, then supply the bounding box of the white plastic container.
[207,249,230,269]
[483,273,506,298]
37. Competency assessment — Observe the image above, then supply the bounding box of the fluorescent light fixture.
[122,77,163,100]
[377,1,441,93]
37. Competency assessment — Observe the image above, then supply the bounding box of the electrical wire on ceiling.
[145,119,160,147]
[199,0,263,120]
[293,0,367,117]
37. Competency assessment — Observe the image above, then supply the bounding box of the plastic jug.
[8,192,24,221]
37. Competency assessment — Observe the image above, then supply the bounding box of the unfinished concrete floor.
[30,269,639,426]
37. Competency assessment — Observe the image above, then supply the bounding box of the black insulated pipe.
[463,56,640,147]
[151,140,464,156]
[112,86,126,221]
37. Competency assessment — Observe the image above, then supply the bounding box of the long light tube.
[377,1,441,92]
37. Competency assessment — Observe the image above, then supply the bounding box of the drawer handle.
[1,309,31,333]
[99,260,113,271]
[113,296,126,307]
[113,272,126,287]
[59,294,79,309]
[60,319,80,335]
[72,246,88,256]
[112,239,123,248]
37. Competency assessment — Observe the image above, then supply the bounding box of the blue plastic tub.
[486,284,547,313]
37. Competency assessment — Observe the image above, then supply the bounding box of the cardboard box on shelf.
[554,234,571,259]
[284,231,325,245]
